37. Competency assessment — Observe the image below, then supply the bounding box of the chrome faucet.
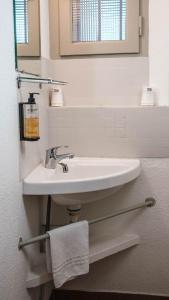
[45,145,74,172]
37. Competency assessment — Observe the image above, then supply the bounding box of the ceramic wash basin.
[23,158,141,206]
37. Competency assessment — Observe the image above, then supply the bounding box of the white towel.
[46,221,89,288]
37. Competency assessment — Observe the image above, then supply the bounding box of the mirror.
[13,0,41,75]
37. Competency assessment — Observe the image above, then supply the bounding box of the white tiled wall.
[49,57,149,107]
[149,0,169,106]
[48,107,169,158]
[48,108,169,296]
[61,158,169,296]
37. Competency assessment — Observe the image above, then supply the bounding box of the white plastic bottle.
[51,86,64,107]
[141,87,155,106]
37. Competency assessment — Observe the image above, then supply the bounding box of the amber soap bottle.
[19,93,40,141]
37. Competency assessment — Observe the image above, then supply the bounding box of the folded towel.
[46,221,89,288]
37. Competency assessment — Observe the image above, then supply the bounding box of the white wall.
[1,0,169,298]
[45,0,169,296]
[48,107,169,296]
[48,0,149,107]
[63,158,169,296]
[50,57,149,107]
[149,0,169,106]
[40,0,50,59]
[46,2,169,295]
[49,0,169,107]
[0,1,40,300]
[48,107,169,158]
[0,2,51,300]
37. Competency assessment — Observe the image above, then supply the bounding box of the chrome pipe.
[18,198,156,250]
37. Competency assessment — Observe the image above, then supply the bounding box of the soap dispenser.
[19,93,40,141]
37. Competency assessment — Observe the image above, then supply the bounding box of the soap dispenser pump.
[19,93,40,141]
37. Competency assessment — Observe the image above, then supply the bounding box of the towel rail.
[18,198,156,250]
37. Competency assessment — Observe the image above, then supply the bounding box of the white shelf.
[26,233,140,289]
[89,233,140,264]
[17,75,67,89]
[26,263,52,289]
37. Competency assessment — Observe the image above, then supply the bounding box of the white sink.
[23,158,141,206]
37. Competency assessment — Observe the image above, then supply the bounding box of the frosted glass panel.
[15,0,28,44]
[72,0,126,42]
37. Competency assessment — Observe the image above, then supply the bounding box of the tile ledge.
[26,234,140,289]
[48,106,169,109]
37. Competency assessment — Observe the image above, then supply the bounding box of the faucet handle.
[45,145,69,160]
[55,145,69,151]
[52,145,69,154]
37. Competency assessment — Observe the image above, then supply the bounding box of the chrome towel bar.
[18,198,156,250]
